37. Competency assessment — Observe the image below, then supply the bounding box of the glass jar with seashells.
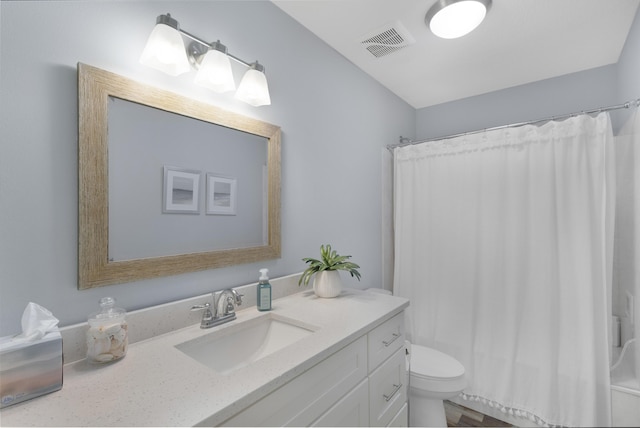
[86,297,128,364]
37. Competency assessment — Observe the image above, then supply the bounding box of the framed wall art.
[206,173,237,215]
[163,166,201,214]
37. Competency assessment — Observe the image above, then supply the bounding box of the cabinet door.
[311,379,369,427]
[368,312,405,372]
[220,336,367,427]
[387,403,408,427]
[369,347,407,427]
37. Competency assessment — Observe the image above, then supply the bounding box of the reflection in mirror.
[78,63,281,289]
[108,98,268,260]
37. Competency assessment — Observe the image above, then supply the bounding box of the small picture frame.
[206,174,237,215]
[163,166,201,214]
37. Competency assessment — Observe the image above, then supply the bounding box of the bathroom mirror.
[78,63,281,289]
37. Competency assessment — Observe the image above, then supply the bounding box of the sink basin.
[175,313,317,374]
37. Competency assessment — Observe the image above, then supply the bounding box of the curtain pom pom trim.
[459,392,566,427]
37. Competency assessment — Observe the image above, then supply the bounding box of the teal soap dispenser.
[257,268,272,311]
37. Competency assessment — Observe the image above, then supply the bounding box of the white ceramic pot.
[313,270,342,298]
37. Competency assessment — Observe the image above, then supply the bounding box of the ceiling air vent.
[359,21,416,58]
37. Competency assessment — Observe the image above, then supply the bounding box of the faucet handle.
[191,302,214,328]
[190,302,211,311]
[223,296,235,314]
[216,288,243,317]
[231,289,243,306]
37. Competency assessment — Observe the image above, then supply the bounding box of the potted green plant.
[298,244,361,298]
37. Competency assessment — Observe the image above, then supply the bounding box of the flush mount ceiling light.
[425,0,492,39]
[140,13,271,106]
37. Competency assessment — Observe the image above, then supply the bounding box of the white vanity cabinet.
[219,311,407,427]
[311,379,370,426]
[218,336,368,427]
[0,288,410,427]
[367,312,408,427]
[369,347,407,426]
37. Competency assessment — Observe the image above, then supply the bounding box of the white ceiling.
[272,0,640,109]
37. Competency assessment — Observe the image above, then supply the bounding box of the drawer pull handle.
[383,383,402,402]
[382,332,400,347]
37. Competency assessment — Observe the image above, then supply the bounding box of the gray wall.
[613,6,640,330]
[416,7,640,140]
[415,64,619,140]
[1,1,638,337]
[415,7,640,140]
[618,5,640,102]
[0,1,415,335]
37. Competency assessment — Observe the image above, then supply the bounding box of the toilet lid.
[410,344,465,379]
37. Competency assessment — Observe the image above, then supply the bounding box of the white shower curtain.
[393,113,615,427]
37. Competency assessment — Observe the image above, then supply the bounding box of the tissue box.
[0,331,63,408]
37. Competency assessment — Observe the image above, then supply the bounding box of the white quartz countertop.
[0,288,408,427]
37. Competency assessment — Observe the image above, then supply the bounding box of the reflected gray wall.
[108,98,267,260]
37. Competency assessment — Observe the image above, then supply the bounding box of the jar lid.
[88,297,126,322]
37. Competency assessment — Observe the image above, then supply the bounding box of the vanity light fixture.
[140,13,271,106]
[235,62,271,107]
[425,0,492,39]
[139,14,191,76]
[193,41,236,93]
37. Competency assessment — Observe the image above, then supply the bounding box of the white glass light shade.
[139,23,191,76]
[194,49,236,93]
[428,0,488,39]
[235,68,271,107]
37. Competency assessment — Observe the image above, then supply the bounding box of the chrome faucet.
[191,288,243,329]
[217,288,243,317]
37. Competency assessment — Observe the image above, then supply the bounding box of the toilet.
[406,341,466,427]
[367,288,466,427]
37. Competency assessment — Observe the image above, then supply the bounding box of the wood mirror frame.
[78,63,281,289]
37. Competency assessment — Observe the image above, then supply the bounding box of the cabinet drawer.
[311,379,369,427]
[368,312,405,372]
[220,336,367,427]
[368,346,407,427]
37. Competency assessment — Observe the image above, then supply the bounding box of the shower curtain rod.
[388,97,640,151]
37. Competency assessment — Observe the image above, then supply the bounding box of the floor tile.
[444,401,513,427]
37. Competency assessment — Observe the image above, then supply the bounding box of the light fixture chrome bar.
[187,40,227,67]
[388,98,640,151]
[178,28,254,70]
[227,53,253,69]
[156,13,180,29]
[177,27,208,46]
